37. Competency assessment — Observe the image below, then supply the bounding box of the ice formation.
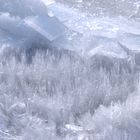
[0,0,140,140]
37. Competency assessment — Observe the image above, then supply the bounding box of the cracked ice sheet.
[47,3,140,35]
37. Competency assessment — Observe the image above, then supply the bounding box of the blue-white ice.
[0,0,140,140]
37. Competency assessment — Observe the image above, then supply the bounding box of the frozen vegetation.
[0,0,140,140]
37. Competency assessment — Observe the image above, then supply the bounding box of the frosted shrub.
[0,48,139,139]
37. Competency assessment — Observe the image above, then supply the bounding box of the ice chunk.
[24,16,67,42]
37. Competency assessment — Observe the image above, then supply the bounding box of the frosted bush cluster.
[0,48,139,140]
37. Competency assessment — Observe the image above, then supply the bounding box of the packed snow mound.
[0,0,47,17]
[0,0,67,53]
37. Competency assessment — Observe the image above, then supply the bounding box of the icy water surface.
[0,0,140,140]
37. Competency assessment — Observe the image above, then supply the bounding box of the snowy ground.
[0,0,140,140]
